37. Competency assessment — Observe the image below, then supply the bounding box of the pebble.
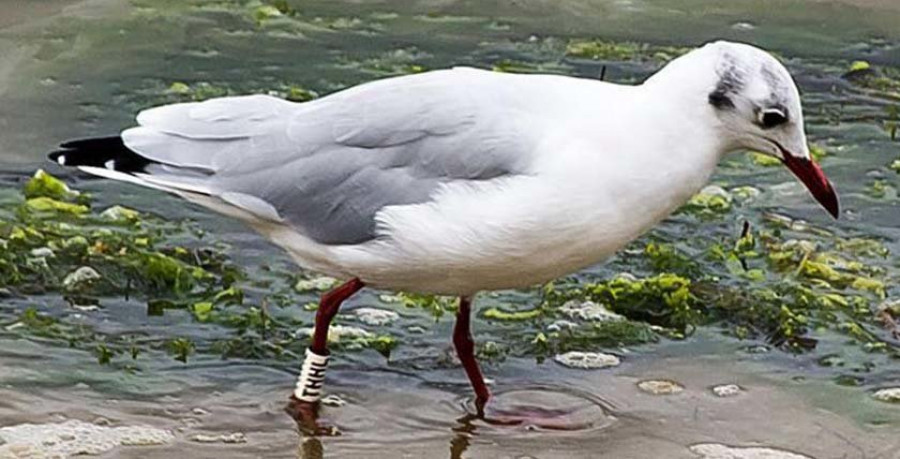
[872,387,900,403]
[712,384,742,397]
[698,185,732,200]
[92,417,112,426]
[353,307,399,326]
[637,379,684,395]
[62,266,101,290]
[180,418,202,428]
[378,294,404,303]
[690,443,811,459]
[553,351,621,369]
[730,21,756,31]
[731,186,762,203]
[782,239,817,253]
[744,345,770,354]
[294,276,338,292]
[876,298,900,314]
[29,247,55,258]
[297,324,372,342]
[100,205,139,221]
[189,432,247,444]
[546,320,578,332]
[321,394,347,407]
[559,300,624,322]
[0,420,173,457]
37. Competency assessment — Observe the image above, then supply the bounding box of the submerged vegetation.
[565,39,689,63]
[0,171,395,365]
[2,169,898,379]
[3,4,900,392]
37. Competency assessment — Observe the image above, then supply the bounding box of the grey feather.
[122,68,543,245]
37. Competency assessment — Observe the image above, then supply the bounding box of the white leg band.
[294,348,330,402]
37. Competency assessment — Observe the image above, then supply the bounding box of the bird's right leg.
[287,277,364,430]
[453,296,491,414]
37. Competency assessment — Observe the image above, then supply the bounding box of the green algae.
[0,171,261,364]
[535,321,657,359]
[250,0,298,26]
[542,201,898,355]
[23,170,82,202]
[483,306,542,321]
[844,61,900,101]
[579,273,701,333]
[294,276,338,292]
[165,81,230,102]
[284,85,318,102]
[252,5,284,25]
[749,144,828,167]
[338,48,428,77]
[2,163,899,377]
[24,197,89,215]
[564,39,688,63]
[866,179,889,198]
[168,338,195,363]
[684,186,732,217]
[383,292,456,319]
[643,242,702,277]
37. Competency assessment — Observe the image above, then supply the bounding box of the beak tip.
[822,182,840,219]
[817,184,840,219]
[781,153,840,220]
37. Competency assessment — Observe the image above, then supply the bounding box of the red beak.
[780,153,839,219]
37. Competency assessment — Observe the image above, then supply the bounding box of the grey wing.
[121,67,541,245]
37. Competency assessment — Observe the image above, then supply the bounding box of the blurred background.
[0,1,899,457]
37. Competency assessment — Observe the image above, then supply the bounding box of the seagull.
[49,40,838,424]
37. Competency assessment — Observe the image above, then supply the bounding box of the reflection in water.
[293,385,619,459]
[449,414,476,459]
[299,436,324,459]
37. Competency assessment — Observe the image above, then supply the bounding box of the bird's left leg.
[453,296,491,414]
[287,277,365,430]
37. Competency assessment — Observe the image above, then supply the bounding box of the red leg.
[453,296,490,414]
[287,277,364,432]
[452,299,591,430]
[311,277,365,355]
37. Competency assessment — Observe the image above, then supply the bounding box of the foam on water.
[0,419,174,458]
[690,443,812,459]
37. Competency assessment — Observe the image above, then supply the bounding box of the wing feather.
[113,68,544,244]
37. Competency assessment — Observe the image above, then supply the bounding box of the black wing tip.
[47,150,65,165]
[58,136,125,150]
[47,135,150,172]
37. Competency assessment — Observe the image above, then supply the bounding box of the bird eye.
[759,108,788,129]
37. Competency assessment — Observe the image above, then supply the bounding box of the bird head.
[696,41,839,218]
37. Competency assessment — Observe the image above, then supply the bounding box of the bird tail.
[48,136,213,195]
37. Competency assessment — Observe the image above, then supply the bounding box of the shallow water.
[1,0,900,457]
